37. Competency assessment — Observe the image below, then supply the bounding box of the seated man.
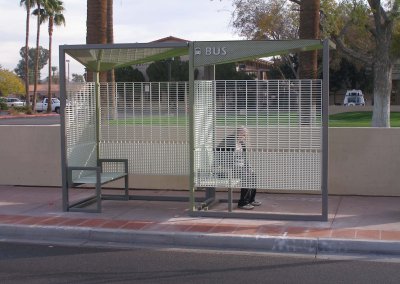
[215,127,261,210]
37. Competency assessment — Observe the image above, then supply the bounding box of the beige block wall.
[0,125,399,196]
[329,127,400,196]
[0,125,62,186]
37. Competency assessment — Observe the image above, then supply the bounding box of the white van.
[343,89,365,106]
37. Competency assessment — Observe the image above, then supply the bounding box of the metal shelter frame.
[59,39,332,220]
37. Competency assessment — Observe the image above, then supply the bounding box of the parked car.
[343,89,365,106]
[6,98,26,108]
[35,98,61,113]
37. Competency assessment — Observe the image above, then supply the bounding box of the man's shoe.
[251,201,262,206]
[238,204,254,210]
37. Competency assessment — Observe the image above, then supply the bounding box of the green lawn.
[109,116,184,126]
[108,112,400,127]
[329,112,400,127]
[109,113,301,127]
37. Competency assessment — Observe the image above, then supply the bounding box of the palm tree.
[41,0,65,113]
[298,0,320,79]
[86,0,115,118]
[86,0,108,82]
[32,0,45,112]
[20,0,34,111]
[107,0,115,83]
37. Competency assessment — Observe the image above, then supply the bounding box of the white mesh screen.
[65,82,97,180]
[99,82,189,175]
[65,80,322,190]
[194,80,322,191]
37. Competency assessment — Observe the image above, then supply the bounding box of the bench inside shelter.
[67,154,129,212]
[195,149,241,211]
[66,157,129,213]
[62,82,129,213]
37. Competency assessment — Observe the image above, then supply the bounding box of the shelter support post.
[321,39,330,221]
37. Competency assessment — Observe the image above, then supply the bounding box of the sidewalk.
[0,185,399,256]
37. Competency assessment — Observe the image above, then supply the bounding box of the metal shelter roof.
[61,39,330,72]
[63,42,189,72]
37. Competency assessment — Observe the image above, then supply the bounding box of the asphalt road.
[0,242,399,284]
[0,115,60,125]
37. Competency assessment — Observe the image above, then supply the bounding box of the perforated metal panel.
[65,82,97,180]
[194,80,322,191]
[65,80,322,191]
[98,82,189,175]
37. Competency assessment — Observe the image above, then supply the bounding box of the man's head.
[237,126,248,141]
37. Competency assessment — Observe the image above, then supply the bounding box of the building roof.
[29,84,59,92]
[151,36,190,43]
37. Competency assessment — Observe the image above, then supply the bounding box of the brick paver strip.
[15,216,49,225]
[59,218,89,226]
[209,224,238,233]
[331,229,357,239]
[0,214,399,243]
[121,221,154,230]
[36,217,67,226]
[77,219,109,228]
[100,220,130,229]
[380,230,400,241]
[355,229,381,240]
[233,226,260,235]
[185,224,216,233]
[304,229,332,238]
[257,225,285,236]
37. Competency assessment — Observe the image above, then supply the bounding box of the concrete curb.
[317,238,400,256]
[1,224,400,256]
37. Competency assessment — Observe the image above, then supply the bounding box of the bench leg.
[124,175,129,200]
[96,170,102,212]
[228,188,233,212]
[205,187,215,200]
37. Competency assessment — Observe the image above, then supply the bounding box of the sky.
[0,0,240,76]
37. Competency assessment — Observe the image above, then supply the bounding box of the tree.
[115,67,145,82]
[215,63,256,80]
[71,73,85,83]
[32,0,45,111]
[146,59,192,82]
[41,0,65,113]
[51,66,59,84]
[232,0,299,78]
[20,0,34,110]
[267,54,299,79]
[86,0,108,82]
[232,0,299,40]
[326,0,400,127]
[15,46,49,83]
[232,0,321,79]
[106,0,115,84]
[298,0,320,79]
[0,68,25,97]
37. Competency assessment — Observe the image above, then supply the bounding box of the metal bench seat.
[72,172,127,185]
[66,159,129,212]
[196,168,241,212]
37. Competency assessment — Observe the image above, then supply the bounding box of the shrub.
[7,105,31,115]
[0,101,8,111]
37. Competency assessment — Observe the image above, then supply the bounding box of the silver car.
[6,98,25,107]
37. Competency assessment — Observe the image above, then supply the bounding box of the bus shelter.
[59,39,331,220]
